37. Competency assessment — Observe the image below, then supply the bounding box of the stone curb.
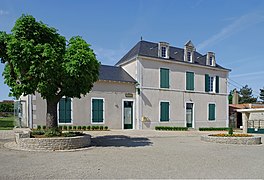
[201,135,262,145]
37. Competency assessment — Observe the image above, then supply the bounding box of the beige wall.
[122,60,137,81]
[32,81,136,129]
[140,89,227,129]
[139,57,229,94]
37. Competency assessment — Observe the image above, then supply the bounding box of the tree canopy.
[238,85,257,104]
[0,14,100,129]
[260,87,264,103]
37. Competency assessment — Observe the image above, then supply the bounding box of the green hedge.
[155,126,188,131]
[36,125,109,131]
[199,127,230,131]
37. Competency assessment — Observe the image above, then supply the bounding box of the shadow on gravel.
[91,135,152,147]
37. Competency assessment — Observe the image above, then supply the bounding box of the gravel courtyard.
[0,130,263,179]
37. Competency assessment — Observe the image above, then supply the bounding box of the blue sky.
[0,0,264,100]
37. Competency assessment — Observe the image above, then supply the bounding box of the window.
[209,56,213,66]
[160,101,169,122]
[92,98,104,123]
[161,46,167,58]
[160,68,169,88]
[186,72,194,90]
[59,97,72,123]
[209,76,214,92]
[187,51,191,62]
[208,104,216,121]
[205,74,219,93]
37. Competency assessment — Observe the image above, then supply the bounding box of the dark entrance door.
[124,101,133,129]
[186,103,193,128]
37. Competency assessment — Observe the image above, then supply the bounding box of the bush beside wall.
[199,127,230,131]
[155,126,188,131]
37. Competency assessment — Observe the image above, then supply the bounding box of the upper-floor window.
[160,68,169,88]
[161,46,167,58]
[209,56,213,66]
[187,51,191,62]
[205,74,219,93]
[186,72,194,90]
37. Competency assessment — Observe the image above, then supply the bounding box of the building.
[20,40,230,130]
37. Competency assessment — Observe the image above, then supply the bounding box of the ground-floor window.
[58,97,72,123]
[92,98,104,123]
[208,103,216,121]
[160,101,170,122]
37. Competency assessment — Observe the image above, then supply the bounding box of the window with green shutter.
[160,101,169,122]
[92,99,104,123]
[59,97,72,123]
[208,104,216,121]
[160,68,169,88]
[186,72,194,90]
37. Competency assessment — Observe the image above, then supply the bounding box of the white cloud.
[197,12,264,51]
[230,71,264,78]
[0,10,9,16]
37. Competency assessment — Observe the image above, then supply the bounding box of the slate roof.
[99,65,136,83]
[115,40,229,71]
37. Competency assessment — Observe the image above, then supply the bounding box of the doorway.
[123,101,133,129]
[186,103,194,128]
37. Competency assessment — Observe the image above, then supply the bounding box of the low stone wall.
[201,135,261,145]
[15,131,91,151]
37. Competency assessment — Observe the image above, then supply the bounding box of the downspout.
[28,95,33,129]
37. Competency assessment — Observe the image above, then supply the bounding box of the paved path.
[0,130,263,179]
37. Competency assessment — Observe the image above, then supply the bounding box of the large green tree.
[238,85,257,104]
[260,87,264,103]
[0,15,100,129]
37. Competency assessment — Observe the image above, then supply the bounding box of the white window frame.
[91,97,105,124]
[209,76,215,93]
[159,100,170,122]
[57,97,73,125]
[207,102,216,121]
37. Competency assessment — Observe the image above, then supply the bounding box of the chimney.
[232,89,239,104]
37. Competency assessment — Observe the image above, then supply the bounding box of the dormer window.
[161,46,167,58]
[184,40,195,63]
[207,52,215,66]
[187,51,191,62]
[158,42,169,58]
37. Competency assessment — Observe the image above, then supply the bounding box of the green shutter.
[59,98,65,123]
[186,72,194,90]
[216,76,219,93]
[208,104,216,121]
[160,68,169,88]
[160,102,169,121]
[59,97,71,123]
[65,98,71,123]
[92,99,104,123]
[205,74,209,92]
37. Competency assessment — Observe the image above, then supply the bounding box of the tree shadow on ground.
[91,135,153,147]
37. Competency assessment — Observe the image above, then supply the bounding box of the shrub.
[68,126,72,130]
[58,126,63,130]
[37,125,41,130]
[228,128,233,135]
[104,126,108,130]
[44,128,62,137]
[42,125,46,130]
[199,127,230,131]
[82,126,86,130]
[63,125,68,131]
[73,126,77,130]
[99,126,104,130]
[155,126,188,131]
[31,130,45,136]
[77,126,82,130]
[62,131,84,137]
[87,126,91,130]
[95,126,99,130]
[91,126,95,130]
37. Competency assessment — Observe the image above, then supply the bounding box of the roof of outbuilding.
[115,40,229,71]
[99,65,136,83]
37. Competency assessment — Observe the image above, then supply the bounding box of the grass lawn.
[0,115,15,130]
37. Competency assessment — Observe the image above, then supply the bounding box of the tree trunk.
[46,99,59,129]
